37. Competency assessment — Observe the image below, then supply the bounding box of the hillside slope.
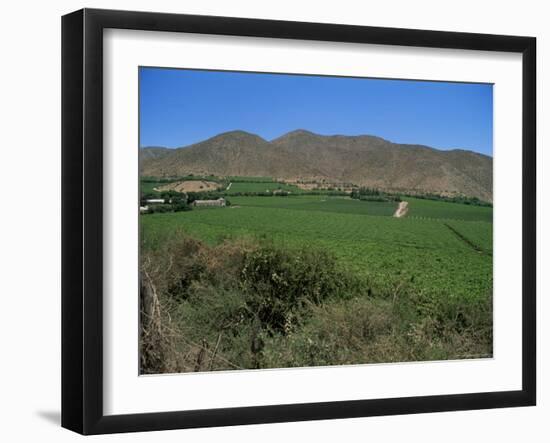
[140,130,493,200]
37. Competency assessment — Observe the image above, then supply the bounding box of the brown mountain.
[139,146,172,162]
[140,130,493,201]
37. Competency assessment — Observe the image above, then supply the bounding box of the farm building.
[146,198,165,204]
[193,198,226,208]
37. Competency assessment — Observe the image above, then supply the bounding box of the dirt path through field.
[393,201,409,218]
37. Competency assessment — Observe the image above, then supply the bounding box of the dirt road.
[393,201,409,218]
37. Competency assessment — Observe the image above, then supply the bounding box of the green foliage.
[404,192,492,207]
[139,186,494,374]
[141,189,187,202]
[240,245,354,332]
[350,187,401,202]
[140,233,492,373]
[226,176,274,183]
[141,197,492,300]
[348,186,491,207]
[407,197,493,222]
[225,181,302,195]
[231,195,397,216]
[444,220,493,253]
[144,202,192,214]
[141,192,191,214]
[261,287,492,367]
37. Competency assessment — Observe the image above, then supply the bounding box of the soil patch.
[156,180,219,193]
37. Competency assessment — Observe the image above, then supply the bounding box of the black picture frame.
[61,8,536,435]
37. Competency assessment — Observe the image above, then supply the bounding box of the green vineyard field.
[141,195,492,301]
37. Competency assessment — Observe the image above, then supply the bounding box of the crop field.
[226,176,274,182]
[140,189,493,373]
[225,181,302,194]
[141,195,492,301]
[445,220,493,254]
[231,195,397,216]
[406,197,492,222]
[140,179,174,194]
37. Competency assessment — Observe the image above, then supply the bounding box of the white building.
[193,198,226,208]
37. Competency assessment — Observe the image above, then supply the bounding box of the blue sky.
[139,67,493,156]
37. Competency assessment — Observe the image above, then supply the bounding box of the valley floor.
[140,194,493,373]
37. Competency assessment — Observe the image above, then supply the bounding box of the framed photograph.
[61,8,536,435]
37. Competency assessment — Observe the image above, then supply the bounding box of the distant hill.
[139,146,172,162]
[140,130,493,201]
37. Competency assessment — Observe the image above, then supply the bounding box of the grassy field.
[225,181,302,194]
[406,197,493,222]
[231,195,397,216]
[445,220,493,254]
[226,176,274,182]
[141,195,492,300]
[140,189,493,373]
[141,179,172,194]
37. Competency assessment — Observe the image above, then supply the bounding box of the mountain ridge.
[140,130,493,201]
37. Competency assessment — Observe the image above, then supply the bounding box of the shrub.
[139,232,492,373]
[240,245,352,332]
